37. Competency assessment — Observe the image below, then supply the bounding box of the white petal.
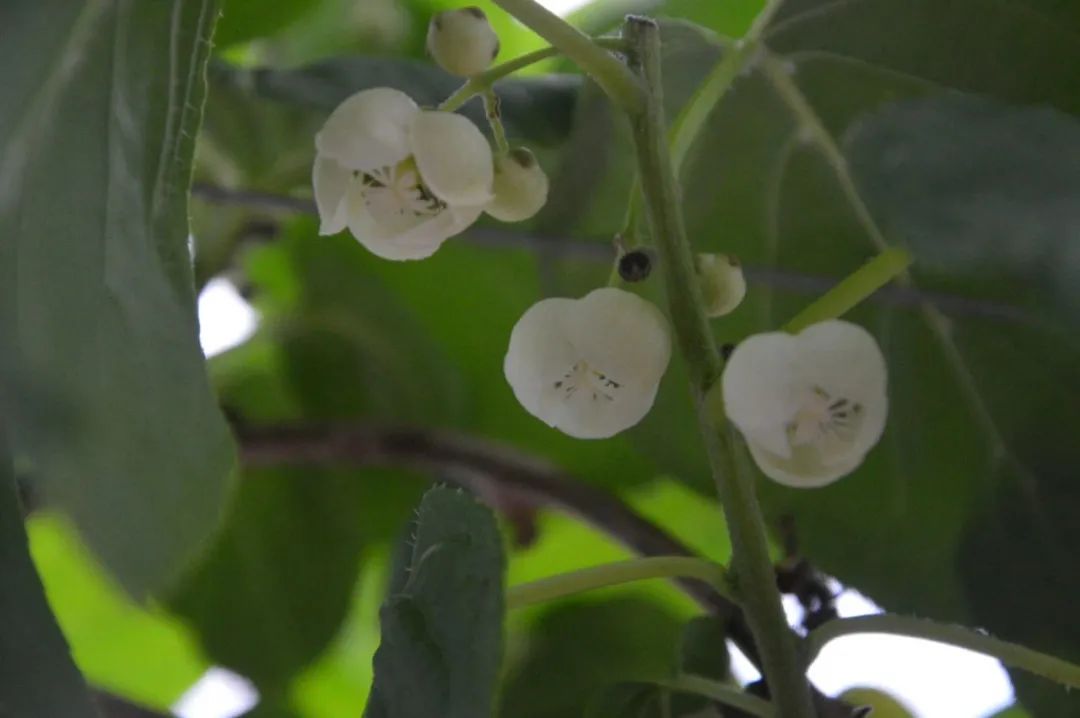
[485,148,549,222]
[566,288,671,391]
[409,111,493,207]
[746,440,867,489]
[344,183,480,261]
[794,320,888,456]
[315,88,419,171]
[504,297,579,422]
[503,288,671,439]
[721,319,888,487]
[312,155,350,235]
[721,331,804,457]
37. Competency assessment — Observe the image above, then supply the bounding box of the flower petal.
[747,440,867,489]
[315,88,419,171]
[410,111,493,207]
[344,183,481,261]
[312,155,351,235]
[504,297,579,424]
[721,331,803,457]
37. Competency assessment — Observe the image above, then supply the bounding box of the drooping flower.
[486,147,549,222]
[427,7,500,77]
[313,87,493,260]
[721,320,888,487]
[696,253,746,317]
[504,288,671,439]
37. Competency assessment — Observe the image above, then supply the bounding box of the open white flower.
[721,320,888,487]
[313,87,493,260]
[504,288,671,439]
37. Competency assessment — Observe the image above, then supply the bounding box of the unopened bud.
[427,7,500,77]
[485,147,548,222]
[696,253,746,317]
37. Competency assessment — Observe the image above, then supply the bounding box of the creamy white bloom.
[721,320,888,487]
[313,88,493,260]
[427,7,500,77]
[486,147,549,222]
[504,288,671,439]
[696,253,746,317]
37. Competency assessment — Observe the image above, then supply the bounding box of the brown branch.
[192,183,1038,326]
[237,423,756,659]
[238,423,862,715]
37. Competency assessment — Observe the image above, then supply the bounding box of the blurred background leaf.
[0,0,235,597]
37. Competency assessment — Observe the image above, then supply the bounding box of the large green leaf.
[846,94,1080,715]
[365,487,505,718]
[0,0,235,597]
[0,436,98,718]
[531,5,1080,713]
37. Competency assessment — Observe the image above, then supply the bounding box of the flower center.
[357,158,445,231]
[786,386,862,450]
[552,361,622,403]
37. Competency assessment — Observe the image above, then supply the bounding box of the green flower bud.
[696,253,746,317]
[485,147,549,222]
[427,7,500,77]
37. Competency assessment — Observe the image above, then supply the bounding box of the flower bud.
[427,7,500,77]
[485,147,549,222]
[696,253,746,317]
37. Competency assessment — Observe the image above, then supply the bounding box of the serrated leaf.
[365,487,505,718]
[0,437,98,718]
[0,0,235,597]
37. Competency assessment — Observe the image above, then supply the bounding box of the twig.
[191,183,1038,325]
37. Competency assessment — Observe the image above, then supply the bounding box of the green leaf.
[215,0,321,47]
[543,6,1080,714]
[0,0,235,596]
[500,597,684,718]
[365,486,505,718]
[0,437,98,718]
[28,514,208,708]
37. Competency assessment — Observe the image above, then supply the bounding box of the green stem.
[783,247,912,333]
[438,37,628,112]
[759,51,889,253]
[482,90,509,155]
[492,0,642,113]
[622,17,815,718]
[506,556,733,610]
[658,675,775,717]
[808,614,1080,690]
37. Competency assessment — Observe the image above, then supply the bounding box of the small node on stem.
[427,7,501,77]
[618,249,653,282]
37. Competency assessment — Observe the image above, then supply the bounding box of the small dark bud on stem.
[618,249,653,282]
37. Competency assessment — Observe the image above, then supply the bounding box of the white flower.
[721,320,888,487]
[427,7,500,77]
[504,288,671,439]
[313,87,493,260]
[486,147,549,222]
[696,253,746,317]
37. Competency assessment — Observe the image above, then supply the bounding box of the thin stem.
[759,51,889,253]
[492,0,642,113]
[482,90,509,155]
[506,556,733,610]
[438,37,628,112]
[783,247,913,333]
[658,675,775,717]
[622,17,815,718]
[808,614,1080,690]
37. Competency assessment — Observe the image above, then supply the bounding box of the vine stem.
[807,614,1080,690]
[506,556,734,610]
[783,247,912,333]
[438,37,628,112]
[621,16,816,718]
[492,1,642,112]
